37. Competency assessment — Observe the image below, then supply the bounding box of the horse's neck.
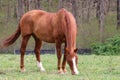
[66,29,76,52]
[57,9,77,52]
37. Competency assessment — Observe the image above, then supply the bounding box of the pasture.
[0,54,120,80]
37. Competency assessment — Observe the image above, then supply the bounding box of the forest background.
[0,0,119,53]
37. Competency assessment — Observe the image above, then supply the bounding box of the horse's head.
[66,48,79,75]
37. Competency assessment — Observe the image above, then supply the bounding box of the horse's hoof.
[58,69,64,74]
[63,69,67,73]
[40,68,45,72]
[72,71,79,75]
[20,68,26,72]
[63,69,67,74]
[58,71,64,74]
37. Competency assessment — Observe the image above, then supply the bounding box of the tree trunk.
[6,0,10,22]
[96,0,100,19]
[17,0,24,20]
[99,0,105,43]
[48,0,52,11]
[71,0,77,19]
[28,0,31,10]
[13,1,17,18]
[107,0,111,13]
[37,0,41,9]
[35,0,41,9]
[58,0,63,9]
[81,0,85,23]
[0,0,1,9]
[117,0,120,30]
[87,0,91,22]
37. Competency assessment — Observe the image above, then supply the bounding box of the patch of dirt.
[0,71,5,75]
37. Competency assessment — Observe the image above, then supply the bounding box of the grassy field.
[0,54,120,80]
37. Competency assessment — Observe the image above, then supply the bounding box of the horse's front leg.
[55,40,63,74]
[62,42,67,73]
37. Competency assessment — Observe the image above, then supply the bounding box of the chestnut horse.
[1,8,78,75]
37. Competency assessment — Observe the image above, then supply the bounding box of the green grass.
[0,54,120,80]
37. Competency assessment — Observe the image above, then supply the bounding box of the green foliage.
[91,35,120,55]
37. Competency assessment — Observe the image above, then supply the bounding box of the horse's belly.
[34,31,55,43]
[39,36,55,43]
[34,31,65,43]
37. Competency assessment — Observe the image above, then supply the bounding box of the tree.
[99,0,105,43]
[71,0,77,19]
[35,0,41,9]
[47,0,52,11]
[58,0,63,9]
[96,0,100,18]
[13,1,17,18]
[117,0,120,30]
[0,0,1,9]
[17,0,24,20]
[86,0,91,22]
[23,0,30,12]
[6,0,10,22]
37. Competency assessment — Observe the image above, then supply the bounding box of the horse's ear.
[74,48,78,53]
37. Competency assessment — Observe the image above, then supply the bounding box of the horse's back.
[20,10,47,24]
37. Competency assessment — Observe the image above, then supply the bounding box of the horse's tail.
[1,24,21,48]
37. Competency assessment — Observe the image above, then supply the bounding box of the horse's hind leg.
[20,35,31,72]
[33,35,45,71]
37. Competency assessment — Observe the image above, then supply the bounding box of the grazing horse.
[1,8,78,75]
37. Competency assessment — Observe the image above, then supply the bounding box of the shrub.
[91,35,120,55]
